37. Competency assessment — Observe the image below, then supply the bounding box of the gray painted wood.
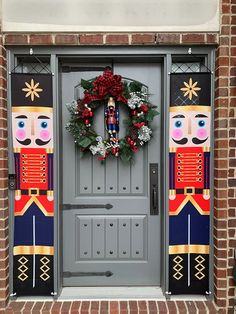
[62,61,161,286]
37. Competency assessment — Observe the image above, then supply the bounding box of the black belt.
[21,189,47,196]
[176,188,203,195]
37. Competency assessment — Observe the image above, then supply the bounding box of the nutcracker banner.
[11,73,54,295]
[169,72,211,294]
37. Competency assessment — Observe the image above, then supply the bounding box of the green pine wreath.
[66,68,159,162]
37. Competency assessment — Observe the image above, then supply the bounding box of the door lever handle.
[150,163,159,215]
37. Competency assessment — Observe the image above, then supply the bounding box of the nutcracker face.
[12,110,53,149]
[170,106,210,148]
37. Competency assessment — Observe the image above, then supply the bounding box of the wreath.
[66,68,158,162]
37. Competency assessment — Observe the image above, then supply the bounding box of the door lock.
[8,174,16,190]
[150,164,158,215]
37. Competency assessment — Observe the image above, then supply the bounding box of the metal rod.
[62,203,113,210]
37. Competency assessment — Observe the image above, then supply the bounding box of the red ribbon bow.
[82,69,127,104]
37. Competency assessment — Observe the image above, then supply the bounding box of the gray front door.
[61,60,162,286]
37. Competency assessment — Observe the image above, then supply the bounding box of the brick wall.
[3,33,218,46]
[0,34,9,309]
[0,9,235,314]
[214,0,236,311]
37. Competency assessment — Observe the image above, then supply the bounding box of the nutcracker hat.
[108,97,115,107]
[11,73,53,111]
[170,72,211,108]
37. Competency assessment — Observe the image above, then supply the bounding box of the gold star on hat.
[22,79,43,101]
[180,78,201,100]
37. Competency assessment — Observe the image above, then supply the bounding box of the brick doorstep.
[5,300,219,313]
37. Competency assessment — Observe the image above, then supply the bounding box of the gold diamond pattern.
[173,255,183,280]
[40,256,50,281]
[18,256,28,282]
[195,255,205,280]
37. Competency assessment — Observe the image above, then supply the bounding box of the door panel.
[62,61,162,286]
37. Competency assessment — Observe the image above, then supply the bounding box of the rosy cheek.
[16,129,26,140]
[40,130,50,141]
[197,128,207,139]
[172,129,183,140]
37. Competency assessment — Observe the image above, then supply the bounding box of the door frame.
[7,46,215,298]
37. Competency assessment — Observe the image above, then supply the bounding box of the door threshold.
[59,286,166,300]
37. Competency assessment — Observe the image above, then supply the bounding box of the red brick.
[182,33,205,44]
[206,33,218,44]
[7,302,25,312]
[214,209,228,219]
[29,35,53,45]
[131,33,155,45]
[156,33,180,44]
[110,301,119,314]
[81,301,90,313]
[148,301,157,312]
[221,15,230,25]
[138,301,147,311]
[157,301,168,313]
[4,34,28,45]
[51,302,62,314]
[61,301,72,313]
[55,34,78,45]
[222,1,230,10]
[106,34,129,45]
[71,301,81,313]
[129,301,138,313]
[175,301,187,313]
[100,301,108,313]
[205,301,218,312]
[185,301,197,313]
[219,36,229,46]
[166,301,177,313]
[119,301,128,310]
[214,199,227,208]
[41,301,53,313]
[79,34,103,45]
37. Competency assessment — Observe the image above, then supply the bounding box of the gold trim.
[15,196,54,217]
[14,245,54,255]
[169,190,176,196]
[15,190,21,197]
[169,147,177,152]
[13,148,21,153]
[47,191,53,197]
[169,195,210,216]
[203,147,210,152]
[12,106,53,113]
[169,245,209,255]
[170,106,211,112]
[184,186,195,195]
[46,148,53,153]
[203,189,210,196]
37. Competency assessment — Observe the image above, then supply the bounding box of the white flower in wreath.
[90,140,107,157]
[138,126,152,142]
[128,92,143,109]
[66,100,77,114]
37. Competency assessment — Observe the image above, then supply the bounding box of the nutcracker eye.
[198,120,205,128]
[175,120,182,128]
[40,121,48,129]
[18,121,25,128]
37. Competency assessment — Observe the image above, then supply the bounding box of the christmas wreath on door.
[66,67,158,162]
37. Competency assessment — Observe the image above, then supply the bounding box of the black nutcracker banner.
[11,73,54,295]
[169,73,211,294]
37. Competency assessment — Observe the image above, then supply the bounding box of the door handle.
[153,187,157,210]
[150,163,159,215]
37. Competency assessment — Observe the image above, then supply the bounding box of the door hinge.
[63,271,113,278]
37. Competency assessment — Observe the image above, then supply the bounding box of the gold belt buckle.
[184,187,195,195]
[29,188,39,196]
